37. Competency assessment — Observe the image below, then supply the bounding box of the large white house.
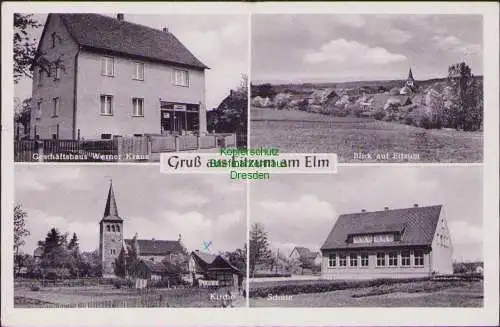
[31,13,208,140]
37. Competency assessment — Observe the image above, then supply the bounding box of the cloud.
[304,39,407,65]
[166,191,210,207]
[383,29,413,44]
[15,166,86,192]
[448,220,482,245]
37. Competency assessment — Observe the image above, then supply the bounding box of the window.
[101,133,112,140]
[328,254,336,267]
[353,235,373,244]
[376,252,386,267]
[388,252,398,266]
[101,56,114,76]
[339,254,347,267]
[373,234,395,243]
[106,225,110,232]
[414,250,424,266]
[111,225,115,232]
[133,62,144,80]
[52,97,59,117]
[100,95,113,115]
[36,102,42,119]
[174,69,189,86]
[116,225,120,232]
[401,251,411,266]
[51,33,56,48]
[110,249,116,255]
[132,98,144,117]
[349,253,358,267]
[360,253,369,267]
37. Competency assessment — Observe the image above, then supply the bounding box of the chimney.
[384,207,389,211]
[117,13,124,21]
[162,27,169,33]
[361,209,366,213]
[152,238,155,241]
[178,233,182,242]
[413,204,419,207]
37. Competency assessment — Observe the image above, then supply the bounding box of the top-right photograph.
[250,14,483,163]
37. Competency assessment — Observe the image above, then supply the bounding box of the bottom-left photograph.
[13,165,247,308]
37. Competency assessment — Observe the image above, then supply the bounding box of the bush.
[373,110,385,121]
[30,284,40,291]
[253,273,291,278]
[112,278,133,289]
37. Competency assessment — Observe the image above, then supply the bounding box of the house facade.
[320,205,453,280]
[31,13,208,140]
[98,180,185,278]
[188,250,242,288]
[290,246,322,266]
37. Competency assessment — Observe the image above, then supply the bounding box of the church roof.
[408,68,415,81]
[125,239,183,255]
[101,181,122,222]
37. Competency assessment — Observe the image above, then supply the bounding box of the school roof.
[125,239,184,255]
[321,205,442,250]
[52,13,208,70]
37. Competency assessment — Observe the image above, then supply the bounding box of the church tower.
[99,180,124,277]
[406,67,415,87]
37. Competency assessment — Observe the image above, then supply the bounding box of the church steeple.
[406,67,415,87]
[102,179,122,221]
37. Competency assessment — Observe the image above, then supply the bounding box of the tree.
[249,223,272,277]
[14,14,42,83]
[14,97,32,139]
[221,245,247,272]
[208,74,248,146]
[39,228,76,277]
[14,204,30,275]
[447,62,482,131]
[114,238,140,279]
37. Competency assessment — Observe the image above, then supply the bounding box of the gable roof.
[52,13,207,70]
[125,239,183,255]
[321,205,442,250]
[291,247,319,259]
[191,251,241,274]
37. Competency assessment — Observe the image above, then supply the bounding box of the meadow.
[250,108,483,163]
[14,284,244,308]
[249,279,483,307]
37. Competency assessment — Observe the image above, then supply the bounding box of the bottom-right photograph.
[249,166,483,307]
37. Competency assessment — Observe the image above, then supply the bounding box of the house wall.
[321,248,432,280]
[75,50,207,139]
[430,210,454,274]
[99,221,123,277]
[31,14,79,139]
[139,255,166,263]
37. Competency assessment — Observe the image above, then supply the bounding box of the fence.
[14,133,236,162]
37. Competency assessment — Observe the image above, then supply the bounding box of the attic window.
[101,56,114,76]
[51,33,56,48]
[173,69,189,87]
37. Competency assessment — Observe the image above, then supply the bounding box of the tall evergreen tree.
[249,223,272,277]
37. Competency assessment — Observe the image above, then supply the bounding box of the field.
[14,285,244,308]
[250,108,483,163]
[249,279,483,307]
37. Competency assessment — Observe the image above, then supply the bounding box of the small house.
[189,250,242,288]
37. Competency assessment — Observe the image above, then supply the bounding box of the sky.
[252,14,483,84]
[250,166,483,263]
[14,13,249,109]
[15,165,246,255]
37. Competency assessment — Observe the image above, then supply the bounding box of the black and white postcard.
[13,165,246,308]
[1,2,499,327]
[249,167,483,307]
[251,14,484,163]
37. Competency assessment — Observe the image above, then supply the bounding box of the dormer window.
[373,234,394,243]
[352,233,396,244]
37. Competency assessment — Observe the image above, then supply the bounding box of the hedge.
[249,277,430,298]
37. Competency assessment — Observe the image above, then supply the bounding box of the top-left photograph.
[13,13,248,162]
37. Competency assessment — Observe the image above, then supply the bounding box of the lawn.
[250,108,483,163]
[14,285,244,308]
[249,279,483,307]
